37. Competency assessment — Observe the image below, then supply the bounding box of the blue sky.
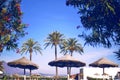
[0,0,119,75]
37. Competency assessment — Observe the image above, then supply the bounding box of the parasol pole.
[102,68,105,80]
[103,68,105,75]
[24,68,26,75]
[67,67,70,80]
[24,68,26,80]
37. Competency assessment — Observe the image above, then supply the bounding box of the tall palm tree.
[44,31,64,80]
[60,38,83,75]
[19,38,42,75]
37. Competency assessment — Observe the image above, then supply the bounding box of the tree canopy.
[19,38,42,61]
[0,0,27,52]
[60,38,83,56]
[66,0,120,55]
[44,31,64,59]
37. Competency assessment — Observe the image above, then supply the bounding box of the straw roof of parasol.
[48,54,86,67]
[89,57,118,68]
[8,57,38,70]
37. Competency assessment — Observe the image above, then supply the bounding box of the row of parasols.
[7,54,118,80]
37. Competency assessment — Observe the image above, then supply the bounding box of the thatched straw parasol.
[7,57,38,75]
[89,57,118,79]
[89,57,118,68]
[49,54,86,67]
[48,54,86,80]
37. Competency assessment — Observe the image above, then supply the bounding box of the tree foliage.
[44,31,65,59]
[66,0,120,59]
[66,0,120,48]
[60,38,83,56]
[44,31,65,51]
[19,38,42,61]
[114,49,120,60]
[0,0,27,52]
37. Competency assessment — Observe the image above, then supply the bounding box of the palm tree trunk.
[30,52,32,61]
[55,45,57,60]
[55,45,58,80]
[30,52,32,76]
[69,52,73,75]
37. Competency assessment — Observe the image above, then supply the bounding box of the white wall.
[80,67,120,80]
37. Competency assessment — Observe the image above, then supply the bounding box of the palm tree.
[60,38,83,75]
[44,31,64,80]
[19,38,42,75]
[60,38,83,56]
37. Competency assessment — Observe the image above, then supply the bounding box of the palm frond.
[33,46,42,55]
[44,43,51,49]
[19,38,42,60]
[44,31,64,49]
[20,45,29,54]
[114,49,120,60]
[60,38,83,56]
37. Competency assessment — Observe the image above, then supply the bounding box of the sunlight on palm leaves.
[60,38,83,56]
[44,31,65,49]
[19,38,42,61]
